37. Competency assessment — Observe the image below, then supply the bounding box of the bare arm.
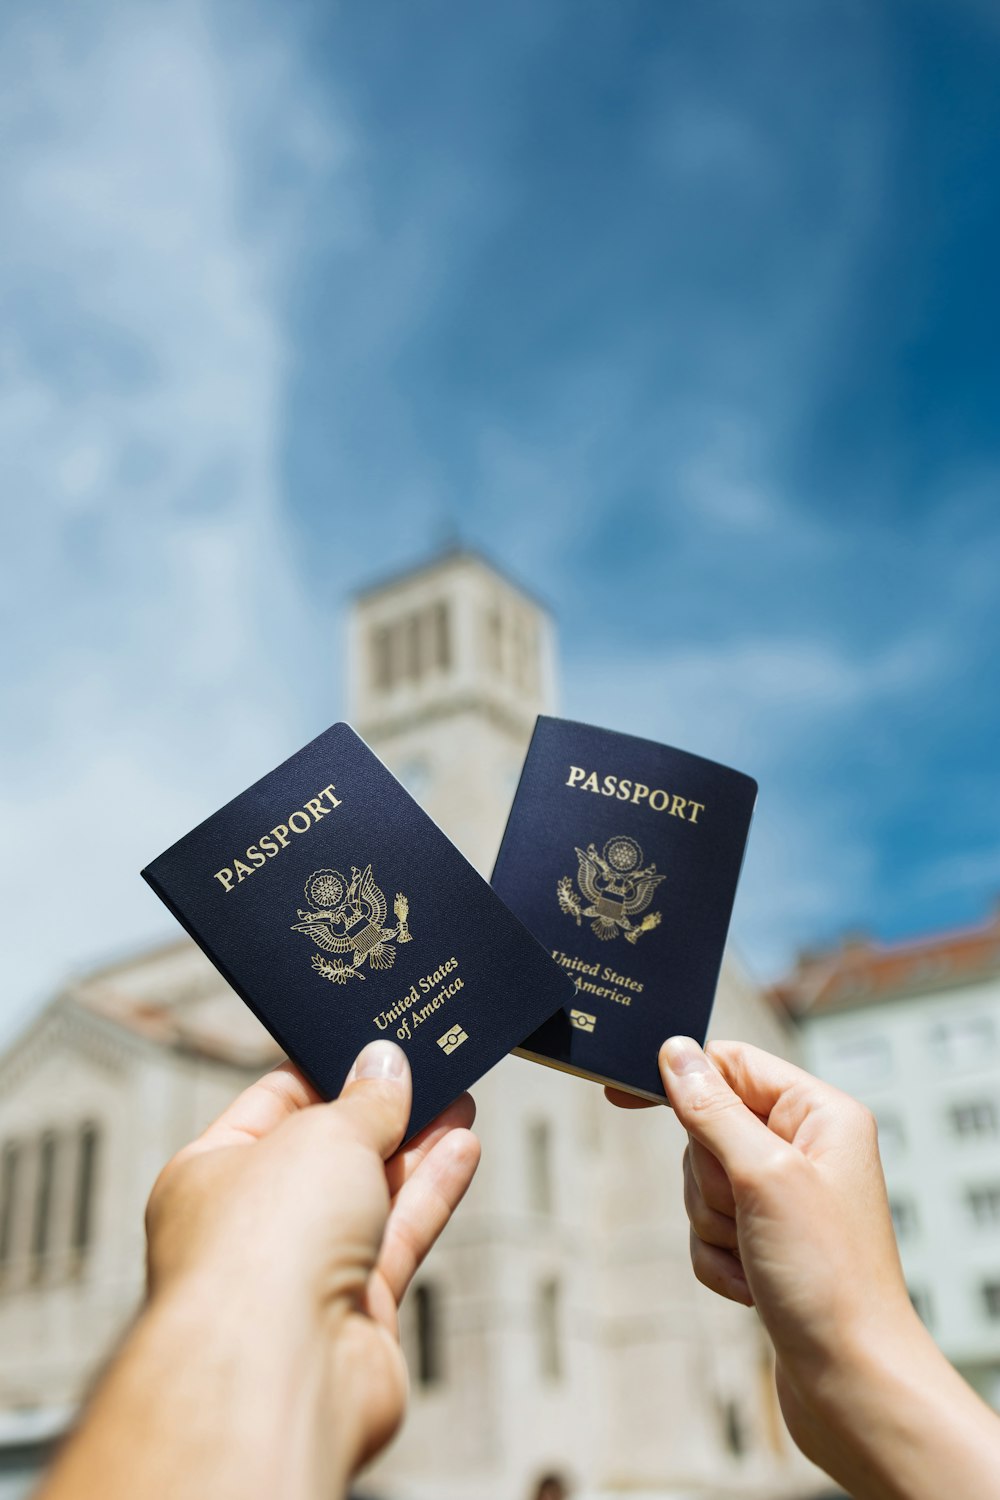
[655,1036,1000,1500]
[37,1041,480,1500]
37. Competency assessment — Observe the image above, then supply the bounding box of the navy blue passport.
[491,717,757,1102]
[142,723,574,1140]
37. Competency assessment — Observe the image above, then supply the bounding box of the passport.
[491,716,758,1101]
[142,722,574,1140]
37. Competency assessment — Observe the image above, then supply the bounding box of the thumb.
[336,1040,412,1160]
[660,1036,779,1185]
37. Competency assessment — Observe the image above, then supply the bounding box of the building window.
[0,1142,21,1279]
[401,613,421,682]
[982,1283,1000,1321]
[485,606,503,674]
[932,1016,997,1069]
[889,1197,918,1240]
[370,625,392,692]
[370,603,451,694]
[537,1278,562,1382]
[32,1132,57,1279]
[720,1397,748,1457]
[967,1185,1000,1227]
[909,1287,933,1327]
[412,1282,443,1387]
[526,1120,554,1216]
[877,1113,906,1154]
[431,600,450,671]
[948,1100,999,1138]
[830,1035,891,1084]
[73,1123,100,1266]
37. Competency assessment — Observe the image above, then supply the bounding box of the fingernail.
[661,1036,711,1075]
[354,1040,407,1081]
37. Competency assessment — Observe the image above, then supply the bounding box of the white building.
[0,549,825,1500]
[775,909,1000,1407]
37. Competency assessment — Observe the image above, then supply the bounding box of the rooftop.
[68,937,282,1069]
[770,901,1000,1017]
[351,543,552,614]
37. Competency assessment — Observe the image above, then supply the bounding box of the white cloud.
[562,630,945,977]
[0,0,346,1043]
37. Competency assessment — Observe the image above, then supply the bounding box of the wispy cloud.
[0,0,344,1039]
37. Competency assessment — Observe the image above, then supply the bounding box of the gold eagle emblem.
[292,866,412,984]
[557,835,664,944]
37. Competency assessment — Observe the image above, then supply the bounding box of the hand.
[146,1040,480,1480]
[640,1037,1000,1499]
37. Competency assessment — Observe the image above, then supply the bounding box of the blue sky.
[2,0,999,1041]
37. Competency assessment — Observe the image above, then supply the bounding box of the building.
[773,906,1000,1407]
[0,549,824,1500]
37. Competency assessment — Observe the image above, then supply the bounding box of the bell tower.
[347,547,556,871]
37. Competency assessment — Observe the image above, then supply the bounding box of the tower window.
[527,1120,554,1216]
[371,626,392,692]
[432,600,450,671]
[73,1122,100,1265]
[537,1278,562,1381]
[0,1141,21,1278]
[413,1282,444,1387]
[485,606,503,674]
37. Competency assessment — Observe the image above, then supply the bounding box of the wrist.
[783,1308,994,1500]
[145,1271,362,1493]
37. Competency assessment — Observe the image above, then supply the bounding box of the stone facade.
[0,549,824,1499]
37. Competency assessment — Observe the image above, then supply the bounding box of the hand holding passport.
[142,717,756,1139]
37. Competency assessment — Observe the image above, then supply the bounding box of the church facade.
[0,550,823,1500]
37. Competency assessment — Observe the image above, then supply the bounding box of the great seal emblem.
[292,865,412,983]
[557,836,664,943]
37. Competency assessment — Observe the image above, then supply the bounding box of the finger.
[181,1061,322,1158]
[683,1146,738,1250]
[604,1087,657,1110]
[706,1040,862,1150]
[660,1037,785,1188]
[377,1128,481,1303]
[687,1137,736,1217]
[689,1228,753,1306]
[705,1041,834,1135]
[335,1041,413,1160]
[385,1094,477,1199]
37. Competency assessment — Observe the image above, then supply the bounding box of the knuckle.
[685,1080,739,1122]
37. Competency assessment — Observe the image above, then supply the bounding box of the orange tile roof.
[770,904,1000,1016]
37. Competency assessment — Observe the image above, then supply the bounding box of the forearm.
[37,1280,351,1500]
[794,1315,1000,1500]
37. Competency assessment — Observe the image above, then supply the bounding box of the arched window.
[0,1141,21,1279]
[413,1282,443,1387]
[537,1277,562,1381]
[73,1122,100,1266]
[32,1131,57,1278]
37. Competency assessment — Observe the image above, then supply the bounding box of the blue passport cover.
[491,716,758,1101]
[142,722,574,1140]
